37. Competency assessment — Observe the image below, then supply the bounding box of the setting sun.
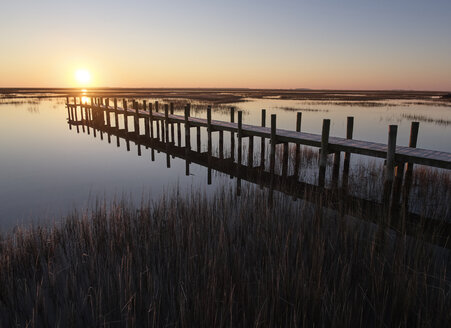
[75,69,91,85]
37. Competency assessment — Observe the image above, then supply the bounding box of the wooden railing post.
[383,125,398,204]
[184,104,191,150]
[237,111,243,165]
[134,100,140,136]
[260,109,266,169]
[402,122,419,209]
[123,99,129,131]
[319,119,331,187]
[270,114,277,175]
[143,101,149,138]
[207,106,212,156]
[170,103,175,143]
[230,107,235,160]
[155,101,160,140]
[342,116,354,190]
[114,98,118,129]
[294,112,302,178]
[164,104,169,143]
[149,102,154,139]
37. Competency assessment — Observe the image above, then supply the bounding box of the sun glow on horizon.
[75,69,91,86]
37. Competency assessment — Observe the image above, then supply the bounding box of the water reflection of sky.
[0,97,449,232]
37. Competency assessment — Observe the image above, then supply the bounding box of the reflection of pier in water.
[66,97,451,248]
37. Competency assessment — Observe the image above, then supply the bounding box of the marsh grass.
[401,113,451,127]
[0,181,450,327]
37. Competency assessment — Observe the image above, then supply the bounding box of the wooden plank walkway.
[69,102,451,170]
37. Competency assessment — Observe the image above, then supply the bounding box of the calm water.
[1,97,450,231]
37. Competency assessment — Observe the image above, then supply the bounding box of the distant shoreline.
[1,88,450,104]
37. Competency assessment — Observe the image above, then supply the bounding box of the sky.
[1,0,450,90]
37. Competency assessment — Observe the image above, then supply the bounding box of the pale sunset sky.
[1,0,450,90]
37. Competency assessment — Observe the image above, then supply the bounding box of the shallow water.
[0,97,450,231]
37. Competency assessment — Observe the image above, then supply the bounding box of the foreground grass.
[0,186,450,327]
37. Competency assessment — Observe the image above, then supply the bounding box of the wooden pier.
[66,96,451,219]
[65,96,451,248]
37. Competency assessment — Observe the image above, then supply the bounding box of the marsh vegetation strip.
[0,187,449,327]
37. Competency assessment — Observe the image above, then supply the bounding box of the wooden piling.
[164,104,169,143]
[383,125,398,203]
[282,142,288,178]
[177,116,181,146]
[143,100,150,138]
[106,99,111,127]
[270,114,277,175]
[114,98,119,129]
[319,119,331,187]
[185,104,191,175]
[123,100,129,131]
[402,122,419,210]
[294,112,302,177]
[207,106,212,156]
[197,126,201,152]
[184,104,191,150]
[66,98,72,120]
[248,136,254,167]
[74,97,79,121]
[134,101,140,135]
[342,117,354,190]
[260,109,266,169]
[155,101,160,140]
[230,107,235,160]
[238,111,243,165]
[219,130,224,159]
[149,102,154,139]
[170,103,175,143]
